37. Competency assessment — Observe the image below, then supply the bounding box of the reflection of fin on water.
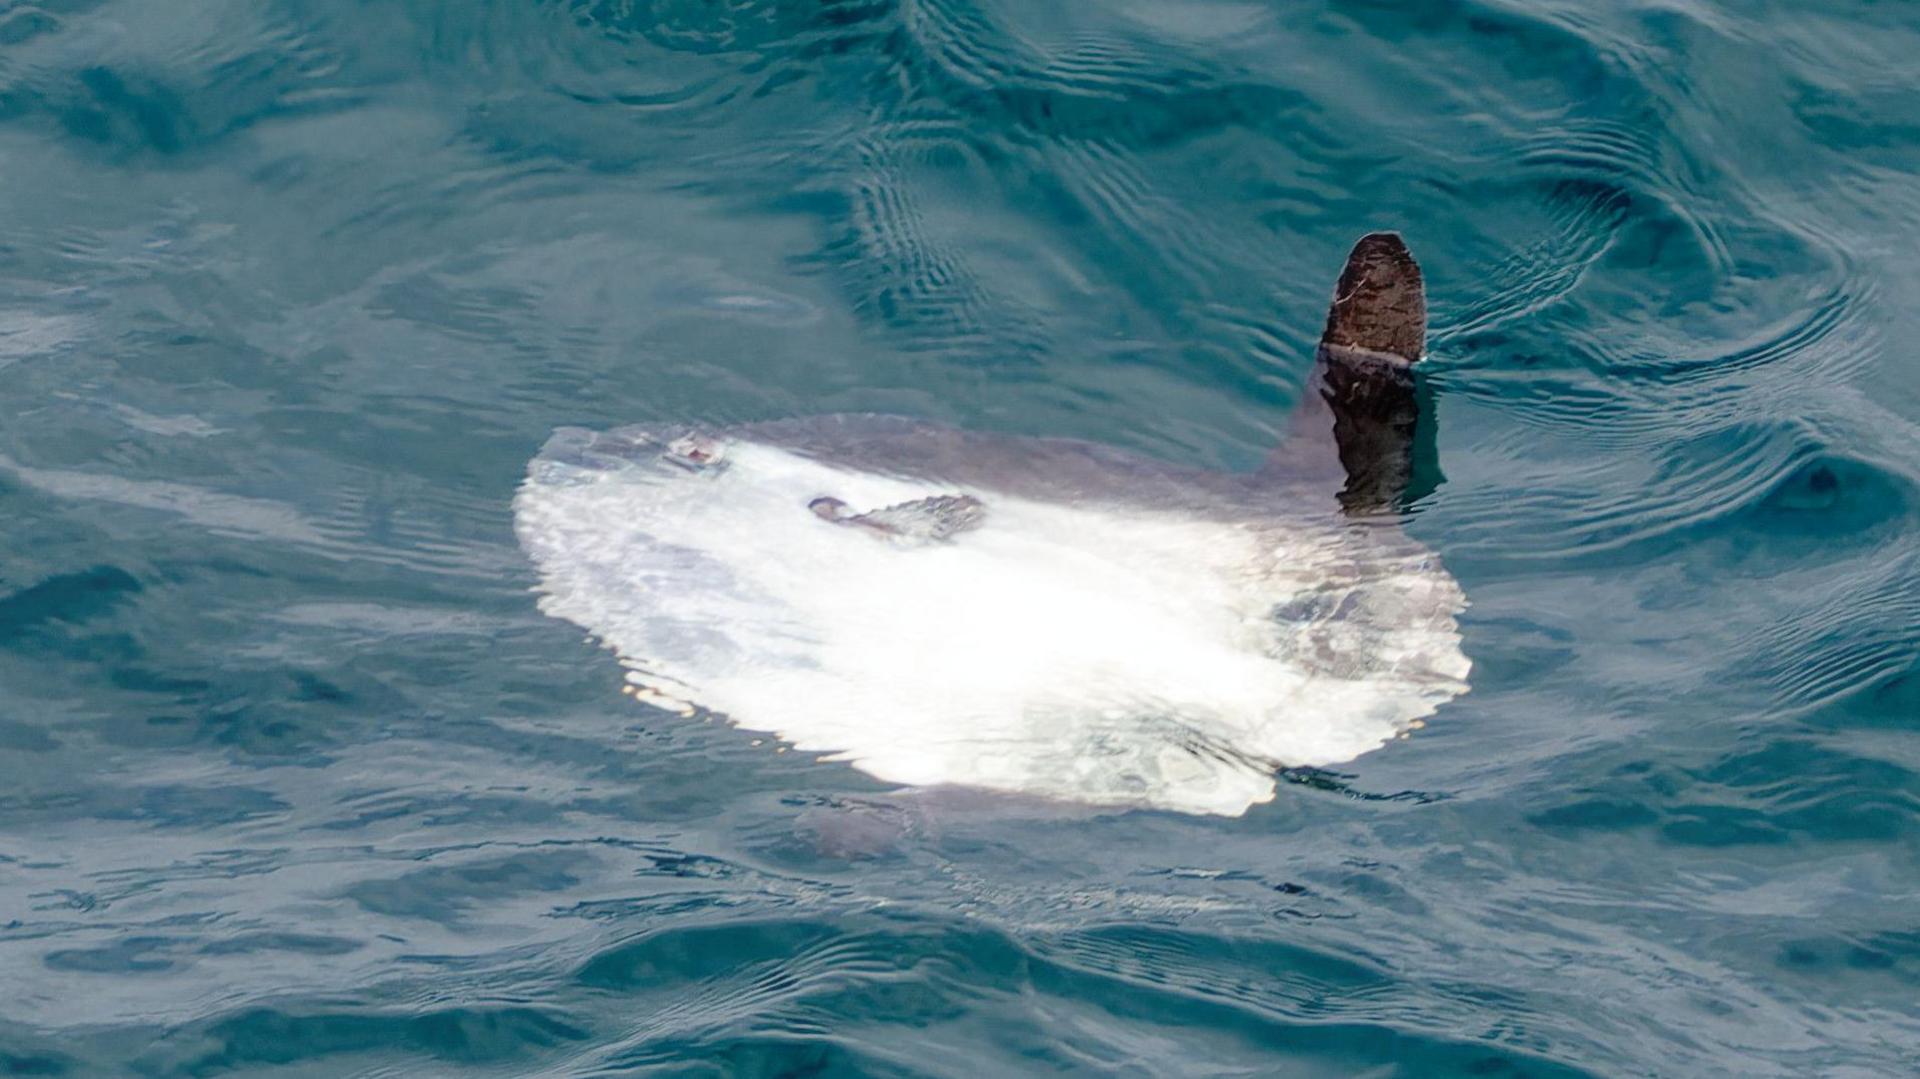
[810,493,986,543]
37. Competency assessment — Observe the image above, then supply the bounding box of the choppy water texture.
[1,1,1917,1075]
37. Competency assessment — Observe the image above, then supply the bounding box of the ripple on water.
[1745,544,1920,717]
[140,1005,591,1076]
[557,0,889,56]
[2,0,1919,1074]
[0,565,141,642]
[1532,734,1920,851]
[544,912,1604,1077]
[1438,421,1835,568]
[897,0,1303,149]
[0,3,352,159]
[806,132,1055,368]
[1434,179,1632,348]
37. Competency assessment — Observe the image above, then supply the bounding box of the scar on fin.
[1314,231,1428,514]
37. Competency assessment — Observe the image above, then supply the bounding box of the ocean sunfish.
[514,233,1469,816]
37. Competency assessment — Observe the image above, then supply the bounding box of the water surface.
[1,1,1918,1075]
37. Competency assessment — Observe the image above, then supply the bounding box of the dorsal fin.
[1310,231,1429,514]
[1321,231,1425,362]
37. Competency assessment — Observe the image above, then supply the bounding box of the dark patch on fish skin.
[1271,592,1339,623]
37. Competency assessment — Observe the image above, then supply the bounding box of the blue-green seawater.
[2,1,1918,1075]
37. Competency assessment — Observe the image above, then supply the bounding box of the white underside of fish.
[515,426,1470,816]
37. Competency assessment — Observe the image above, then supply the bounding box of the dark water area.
[2,1,1918,1075]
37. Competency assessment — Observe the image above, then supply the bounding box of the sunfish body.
[515,234,1469,816]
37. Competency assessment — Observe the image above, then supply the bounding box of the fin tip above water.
[1320,231,1426,364]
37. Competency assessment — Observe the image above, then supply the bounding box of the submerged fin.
[1312,231,1428,514]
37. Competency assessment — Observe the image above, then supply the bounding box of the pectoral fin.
[810,493,987,543]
